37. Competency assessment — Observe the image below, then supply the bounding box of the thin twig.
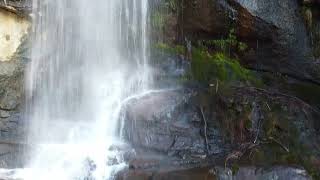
[269,136,289,153]
[224,151,243,169]
[200,107,209,154]
[215,79,219,94]
[265,102,271,111]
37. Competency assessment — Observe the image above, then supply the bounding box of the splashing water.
[4,0,150,179]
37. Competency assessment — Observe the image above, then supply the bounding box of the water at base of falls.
[0,0,150,179]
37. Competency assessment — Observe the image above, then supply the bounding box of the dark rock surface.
[117,166,311,180]
[121,89,229,163]
[215,166,312,180]
[177,0,320,83]
[0,60,26,168]
[0,60,25,142]
[0,0,32,16]
[120,79,320,178]
[0,1,30,168]
[151,55,190,88]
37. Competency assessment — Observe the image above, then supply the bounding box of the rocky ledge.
[118,81,320,178]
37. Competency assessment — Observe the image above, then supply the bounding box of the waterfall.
[17,0,150,179]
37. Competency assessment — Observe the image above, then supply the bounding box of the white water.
[3,0,150,179]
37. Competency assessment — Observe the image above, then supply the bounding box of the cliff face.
[0,0,30,167]
[174,0,320,84]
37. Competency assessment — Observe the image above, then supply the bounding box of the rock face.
[121,89,226,161]
[121,80,320,178]
[0,1,30,164]
[117,166,311,180]
[0,9,30,62]
[215,166,312,180]
[177,0,320,83]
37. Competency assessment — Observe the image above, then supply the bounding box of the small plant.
[210,28,248,54]
[191,48,257,84]
[155,42,186,55]
[165,0,178,12]
[151,11,166,30]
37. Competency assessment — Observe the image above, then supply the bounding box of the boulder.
[121,84,320,178]
[121,89,229,162]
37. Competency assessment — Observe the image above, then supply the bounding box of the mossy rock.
[154,42,185,56]
[190,48,260,85]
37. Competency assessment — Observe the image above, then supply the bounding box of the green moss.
[301,5,320,58]
[203,28,248,54]
[154,42,186,55]
[151,11,166,30]
[231,163,240,175]
[164,0,178,12]
[191,48,258,84]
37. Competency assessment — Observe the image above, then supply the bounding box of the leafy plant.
[210,28,248,54]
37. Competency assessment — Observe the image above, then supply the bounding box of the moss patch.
[191,48,259,85]
[155,42,185,55]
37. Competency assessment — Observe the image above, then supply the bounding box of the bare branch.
[200,107,209,154]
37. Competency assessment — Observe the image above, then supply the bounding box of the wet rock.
[117,166,311,180]
[122,88,229,163]
[213,166,312,180]
[121,84,319,177]
[0,61,25,113]
[116,170,153,180]
[129,159,160,170]
[304,0,320,5]
[151,55,191,88]
[0,20,27,136]
[0,110,10,118]
[177,0,320,83]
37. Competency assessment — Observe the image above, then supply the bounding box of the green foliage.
[151,11,166,30]
[238,42,248,52]
[155,42,186,55]
[204,29,248,54]
[301,5,320,58]
[150,0,179,34]
[191,48,256,84]
[164,0,178,12]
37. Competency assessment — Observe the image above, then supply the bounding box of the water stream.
[5,0,150,179]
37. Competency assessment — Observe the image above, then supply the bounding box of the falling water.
[8,0,150,179]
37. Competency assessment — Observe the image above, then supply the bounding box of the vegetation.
[154,28,258,86]
[190,48,257,84]
[155,42,185,55]
[151,3,320,178]
[199,29,248,55]
[302,5,320,58]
